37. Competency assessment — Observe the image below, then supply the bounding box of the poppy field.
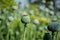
[0,0,60,40]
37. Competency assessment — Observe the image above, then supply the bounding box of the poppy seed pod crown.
[42,0,46,4]
[33,19,40,26]
[22,12,28,16]
[21,15,31,24]
[47,21,60,32]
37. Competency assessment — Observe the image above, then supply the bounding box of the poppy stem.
[23,23,27,40]
[52,32,55,40]
[24,23,27,31]
[53,0,57,15]
[55,31,58,40]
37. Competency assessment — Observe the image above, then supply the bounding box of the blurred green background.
[0,0,60,40]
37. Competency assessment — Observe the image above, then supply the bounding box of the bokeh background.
[0,0,60,40]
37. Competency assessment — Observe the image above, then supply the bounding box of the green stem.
[55,32,58,40]
[52,32,55,40]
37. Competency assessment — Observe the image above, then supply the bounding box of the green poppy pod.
[29,10,34,15]
[45,8,50,13]
[48,5,54,10]
[47,21,60,32]
[49,11,54,15]
[43,33,52,40]
[8,16,14,22]
[33,19,40,26]
[21,15,31,24]
[42,0,46,4]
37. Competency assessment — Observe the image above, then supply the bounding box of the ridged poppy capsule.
[29,10,34,15]
[39,27,43,32]
[21,14,31,30]
[12,6,17,10]
[42,0,46,4]
[49,11,54,15]
[50,1,53,5]
[47,19,60,32]
[48,5,54,10]
[21,14,31,24]
[8,16,14,22]
[45,8,50,13]
[39,5,46,12]
[33,19,40,26]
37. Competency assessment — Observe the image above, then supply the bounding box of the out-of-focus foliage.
[0,0,16,8]
[0,0,60,40]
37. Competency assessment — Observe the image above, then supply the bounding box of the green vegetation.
[0,0,60,40]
